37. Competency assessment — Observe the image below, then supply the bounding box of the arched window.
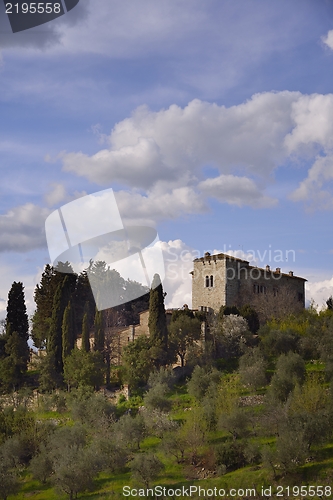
[205,276,210,287]
[210,275,214,287]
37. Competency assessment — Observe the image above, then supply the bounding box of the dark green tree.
[6,282,29,340]
[63,348,105,390]
[62,301,75,361]
[81,305,90,353]
[32,263,76,349]
[148,274,168,365]
[48,277,71,374]
[2,282,29,388]
[169,313,201,367]
[93,309,104,353]
[130,452,164,488]
[122,336,153,388]
[239,304,260,333]
[326,296,333,311]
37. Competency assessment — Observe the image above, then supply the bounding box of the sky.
[1,0,333,322]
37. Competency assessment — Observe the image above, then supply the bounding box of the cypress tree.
[81,306,90,353]
[62,301,74,361]
[6,281,29,341]
[94,309,104,353]
[4,282,29,383]
[148,274,168,349]
[32,263,77,349]
[48,277,70,373]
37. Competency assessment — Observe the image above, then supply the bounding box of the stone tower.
[191,252,306,314]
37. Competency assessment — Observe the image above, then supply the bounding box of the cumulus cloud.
[61,90,333,212]
[161,239,195,309]
[44,183,87,208]
[199,174,277,208]
[61,91,304,213]
[322,30,333,51]
[0,203,50,252]
[290,154,333,209]
[306,276,333,309]
[44,183,68,207]
[114,187,207,226]
[63,93,299,190]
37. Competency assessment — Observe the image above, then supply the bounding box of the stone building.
[191,252,306,316]
[76,309,175,364]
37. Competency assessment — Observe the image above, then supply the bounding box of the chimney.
[266,265,270,272]
[275,267,281,274]
[289,271,293,277]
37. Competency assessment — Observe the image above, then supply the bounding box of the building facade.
[191,252,306,315]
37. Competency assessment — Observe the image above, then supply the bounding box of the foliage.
[218,408,250,440]
[32,263,76,349]
[148,274,168,364]
[122,335,153,388]
[218,314,251,358]
[48,277,72,374]
[115,413,147,450]
[239,304,260,334]
[130,452,164,488]
[1,282,29,390]
[62,301,75,360]
[63,348,105,390]
[215,440,247,471]
[81,306,90,352]
[268,352,305,402]
[94,308,105,353]
[143,383,172,412]
[169,312,202,367]
[238,347,267,389]
[187,365,220,401]
[147,366,176,389]
[260,327,300,357]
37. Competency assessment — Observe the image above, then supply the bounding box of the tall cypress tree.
[94,309,104,353]
[48,277,70,373]
[32,263,77,349]
[148,274,168,349]
[62,301,74,361]
[81,303,90,353]
[3,282,30,388]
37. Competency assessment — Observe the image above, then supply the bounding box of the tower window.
[205,276,210,287]
[210,275,214,287]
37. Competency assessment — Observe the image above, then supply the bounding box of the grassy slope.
[8,363,333,500]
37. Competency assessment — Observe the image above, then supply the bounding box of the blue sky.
[1,0,333,318]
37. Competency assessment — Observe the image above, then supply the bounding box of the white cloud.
[62,93,300,190]
[59,90,333,213]
[0,203,50,252]
[290,154,333,209]
[115,186,207,226]
[284,93,333,154]
[44,183,67,207]
[161,239,195,309]
[199,174,277,208]
[322,30,333,51]
[306,276,333,310]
